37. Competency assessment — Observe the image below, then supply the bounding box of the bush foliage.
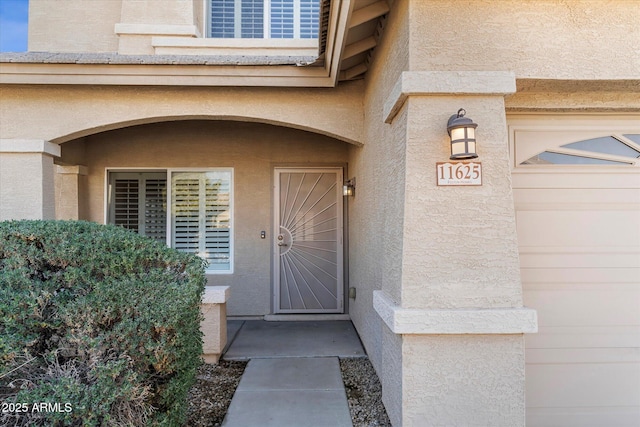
[0,220,206,426]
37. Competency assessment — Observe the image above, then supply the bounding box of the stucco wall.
[0,84,364,146]
[120,0,195,25]
[403,334,525,426]
[402,95,523,309]
[0,152,55,220]
[28,0,200,54]
[348,1,536,423]
[70,120,348,316]
[54,165,88,220]
[410,0,640,79]
[29,0,122,53]
[507,80,640,112]
[118,0,200,54]
[346,0,410,424]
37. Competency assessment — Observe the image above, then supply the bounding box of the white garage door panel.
[526,326,640,348]
[510,116,640,427]
[527,348,640,364]
[512,169,640,189]
[527,407,640,427]
[520,252,639,269]
[526,362,640,407]
[522,268,640,285]
[514,187,640,205]
[523,288,640,326]
[516,210,640,247]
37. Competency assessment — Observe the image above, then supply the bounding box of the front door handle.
[277,234,288,247]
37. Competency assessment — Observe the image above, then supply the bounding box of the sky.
[0,0,29,52]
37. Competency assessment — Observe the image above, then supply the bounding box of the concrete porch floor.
[221,320,365,427]
[223,319,366,360]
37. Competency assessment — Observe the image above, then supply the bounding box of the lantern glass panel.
[451,127,467,142]
[467,140,476,154]
[451,141,466,156]
[466,127,475,140]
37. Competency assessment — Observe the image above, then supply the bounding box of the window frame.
[105,167,234,274]
[206,0,320,39]
[507,115,640,170]
[107,171,168,243]
[518,134,640,166]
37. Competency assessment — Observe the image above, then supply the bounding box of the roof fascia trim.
[324,0,355,86]
[0,62,336,87]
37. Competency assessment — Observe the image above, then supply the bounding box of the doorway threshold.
[264,314,351,321]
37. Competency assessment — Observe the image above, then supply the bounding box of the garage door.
[509,116,640,427]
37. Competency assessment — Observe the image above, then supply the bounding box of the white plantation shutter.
[204,176,231,268]
[172,176,201,256]
[171,171,232,272]
[112,178,140,232]
[299,0,318,39]
[143,178,167,243]
[241,0,264,38]
[210,0,236,38]
[270,0,294,38]
[109,173,167,243]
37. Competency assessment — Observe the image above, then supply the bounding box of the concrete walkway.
[221,320,365,427]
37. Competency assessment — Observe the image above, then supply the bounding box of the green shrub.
[0,220,206,426]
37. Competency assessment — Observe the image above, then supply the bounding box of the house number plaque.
[436,162,482,186]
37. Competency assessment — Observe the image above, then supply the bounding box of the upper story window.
[209,0,320,39]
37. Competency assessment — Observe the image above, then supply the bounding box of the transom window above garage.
[209,0,320,39]
[521,134,640,166]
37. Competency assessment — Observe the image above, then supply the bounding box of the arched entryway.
[55,119,353,317]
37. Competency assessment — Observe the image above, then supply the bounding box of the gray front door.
[273,168,344,313]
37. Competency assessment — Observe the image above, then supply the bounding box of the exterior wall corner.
[0,139,60,220]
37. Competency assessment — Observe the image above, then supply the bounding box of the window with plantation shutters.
[108,169,233,273]
[209,0,319,39]
[109,173,167,244]
[171,171,232,271]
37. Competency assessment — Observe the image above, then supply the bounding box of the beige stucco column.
[55,165,88,220]
[375,71,537,426]
[0,139,60,220]
[200,286,230,364]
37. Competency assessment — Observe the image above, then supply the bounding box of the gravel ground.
[185,360,248,427]
[185,357,391,427]
[340,358,392,427]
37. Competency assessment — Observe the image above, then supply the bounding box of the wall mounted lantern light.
[447,108,478,160]
[343,178,356,197]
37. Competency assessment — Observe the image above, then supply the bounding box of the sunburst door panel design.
[274,168,343,313]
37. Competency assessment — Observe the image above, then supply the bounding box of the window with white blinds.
[171,171,232,271]
[108,170,233,273]
[109,172,167,244]
[209,0,319,39]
